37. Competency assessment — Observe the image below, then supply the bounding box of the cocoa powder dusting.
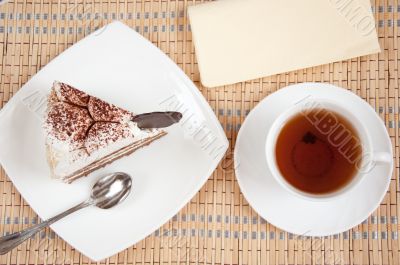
[88,97,133,122]
[46,102,93,148]
[57,82,90,107]
[46,82,136,153]
[85,122,132,154]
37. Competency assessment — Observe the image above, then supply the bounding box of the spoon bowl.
[92,172,132,209]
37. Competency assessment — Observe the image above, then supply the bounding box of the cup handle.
[372,152,392,164]
[357,152,392,174]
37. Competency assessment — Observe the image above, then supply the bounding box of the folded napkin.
[188,0,380,87]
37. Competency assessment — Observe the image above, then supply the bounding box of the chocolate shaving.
[132,111,183,129]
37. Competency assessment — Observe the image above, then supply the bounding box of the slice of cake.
[44,81,180,183]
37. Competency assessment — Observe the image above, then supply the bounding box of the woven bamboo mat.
[0,0,399,264]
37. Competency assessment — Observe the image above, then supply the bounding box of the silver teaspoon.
[0,172,132,255]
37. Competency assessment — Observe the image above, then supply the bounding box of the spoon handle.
[0,200,93,255]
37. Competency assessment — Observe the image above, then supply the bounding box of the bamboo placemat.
[0,0,399,264]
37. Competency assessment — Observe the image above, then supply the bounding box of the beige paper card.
[188,0,380,87]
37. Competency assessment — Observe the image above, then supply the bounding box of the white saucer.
[234,83,393,236]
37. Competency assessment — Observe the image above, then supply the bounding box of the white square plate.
[0,21,228,261]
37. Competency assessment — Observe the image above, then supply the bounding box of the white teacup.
[265,98,392,201]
